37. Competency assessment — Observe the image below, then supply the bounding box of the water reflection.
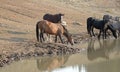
[36,55,69,71]
[52,64,87,72]
[1,39,120,72]
[87,38,119,60]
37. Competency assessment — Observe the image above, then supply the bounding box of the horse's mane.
[62,25,68,32]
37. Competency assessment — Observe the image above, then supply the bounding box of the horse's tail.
[87,17,92,34]
[87,19,90,34]
[36,21,40,42]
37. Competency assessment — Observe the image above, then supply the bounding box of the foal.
[36,20,74,45]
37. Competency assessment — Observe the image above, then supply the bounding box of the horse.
[43,13,65,42]
[107,20,120,37]
[43,13,64,23]
[87,17,95,37]
[87,17,110,39]
[103,14,112,21]
[103,15,119,38]
[36,20,74,45]
[103,14,120,21]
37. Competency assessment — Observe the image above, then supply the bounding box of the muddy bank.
[0,33,90,67]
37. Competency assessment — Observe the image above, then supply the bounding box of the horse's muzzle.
[70,39,74,45]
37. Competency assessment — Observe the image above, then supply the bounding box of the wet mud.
[0,32,89,67]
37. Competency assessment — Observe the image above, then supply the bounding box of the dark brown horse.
[36,20,74,45]
[43,13,64,23]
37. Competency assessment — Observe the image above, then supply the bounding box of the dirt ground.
[0,0,120,67]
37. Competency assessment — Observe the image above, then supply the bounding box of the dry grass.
[0,0,119,45]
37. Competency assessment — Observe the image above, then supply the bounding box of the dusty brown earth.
[0,0,120,67]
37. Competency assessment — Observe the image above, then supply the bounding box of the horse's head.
[107,24,117,39]
[103,14,112,21]
[62,26,74,45]
[59,13,64,16]
[67,34,74,45]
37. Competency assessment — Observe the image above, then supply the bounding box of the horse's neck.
[63,28,69,38]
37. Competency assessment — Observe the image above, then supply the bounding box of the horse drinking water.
[87,17,114,39]
[36,20,74,45]
[87,17,117,39]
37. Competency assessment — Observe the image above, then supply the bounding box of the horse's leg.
[41,32,45,42]
[40,32,43,42]
[98,30,102,39]
[91,26,95,37]
[102,29,105,39]
[117,29,120,37]
[55,35,57,43]
[40,29,45,42]
[41,29,45,42]
[104,28,109,39]
[89,27,92,37]
[58,34,64,44]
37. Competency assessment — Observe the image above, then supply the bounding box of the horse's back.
[38,20,63,34]
[43,13,63,23]
[43,14,51,21]
[92,19,106,29]
[110,21,120,29]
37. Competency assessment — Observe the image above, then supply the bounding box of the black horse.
[87,17,117,39]
[107,20,120,37]
[43,13,64,23]
[87,17,110,39]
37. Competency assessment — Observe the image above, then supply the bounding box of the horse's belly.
[45,28,58,35]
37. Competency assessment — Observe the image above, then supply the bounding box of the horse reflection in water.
[87,39,117,60]
[36,55,69,71]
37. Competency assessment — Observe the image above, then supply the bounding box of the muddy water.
[0,38,120,72]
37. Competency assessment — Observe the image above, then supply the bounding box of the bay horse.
[43,13,64,41]
[43,13,64,23]
[36,20,74,45]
